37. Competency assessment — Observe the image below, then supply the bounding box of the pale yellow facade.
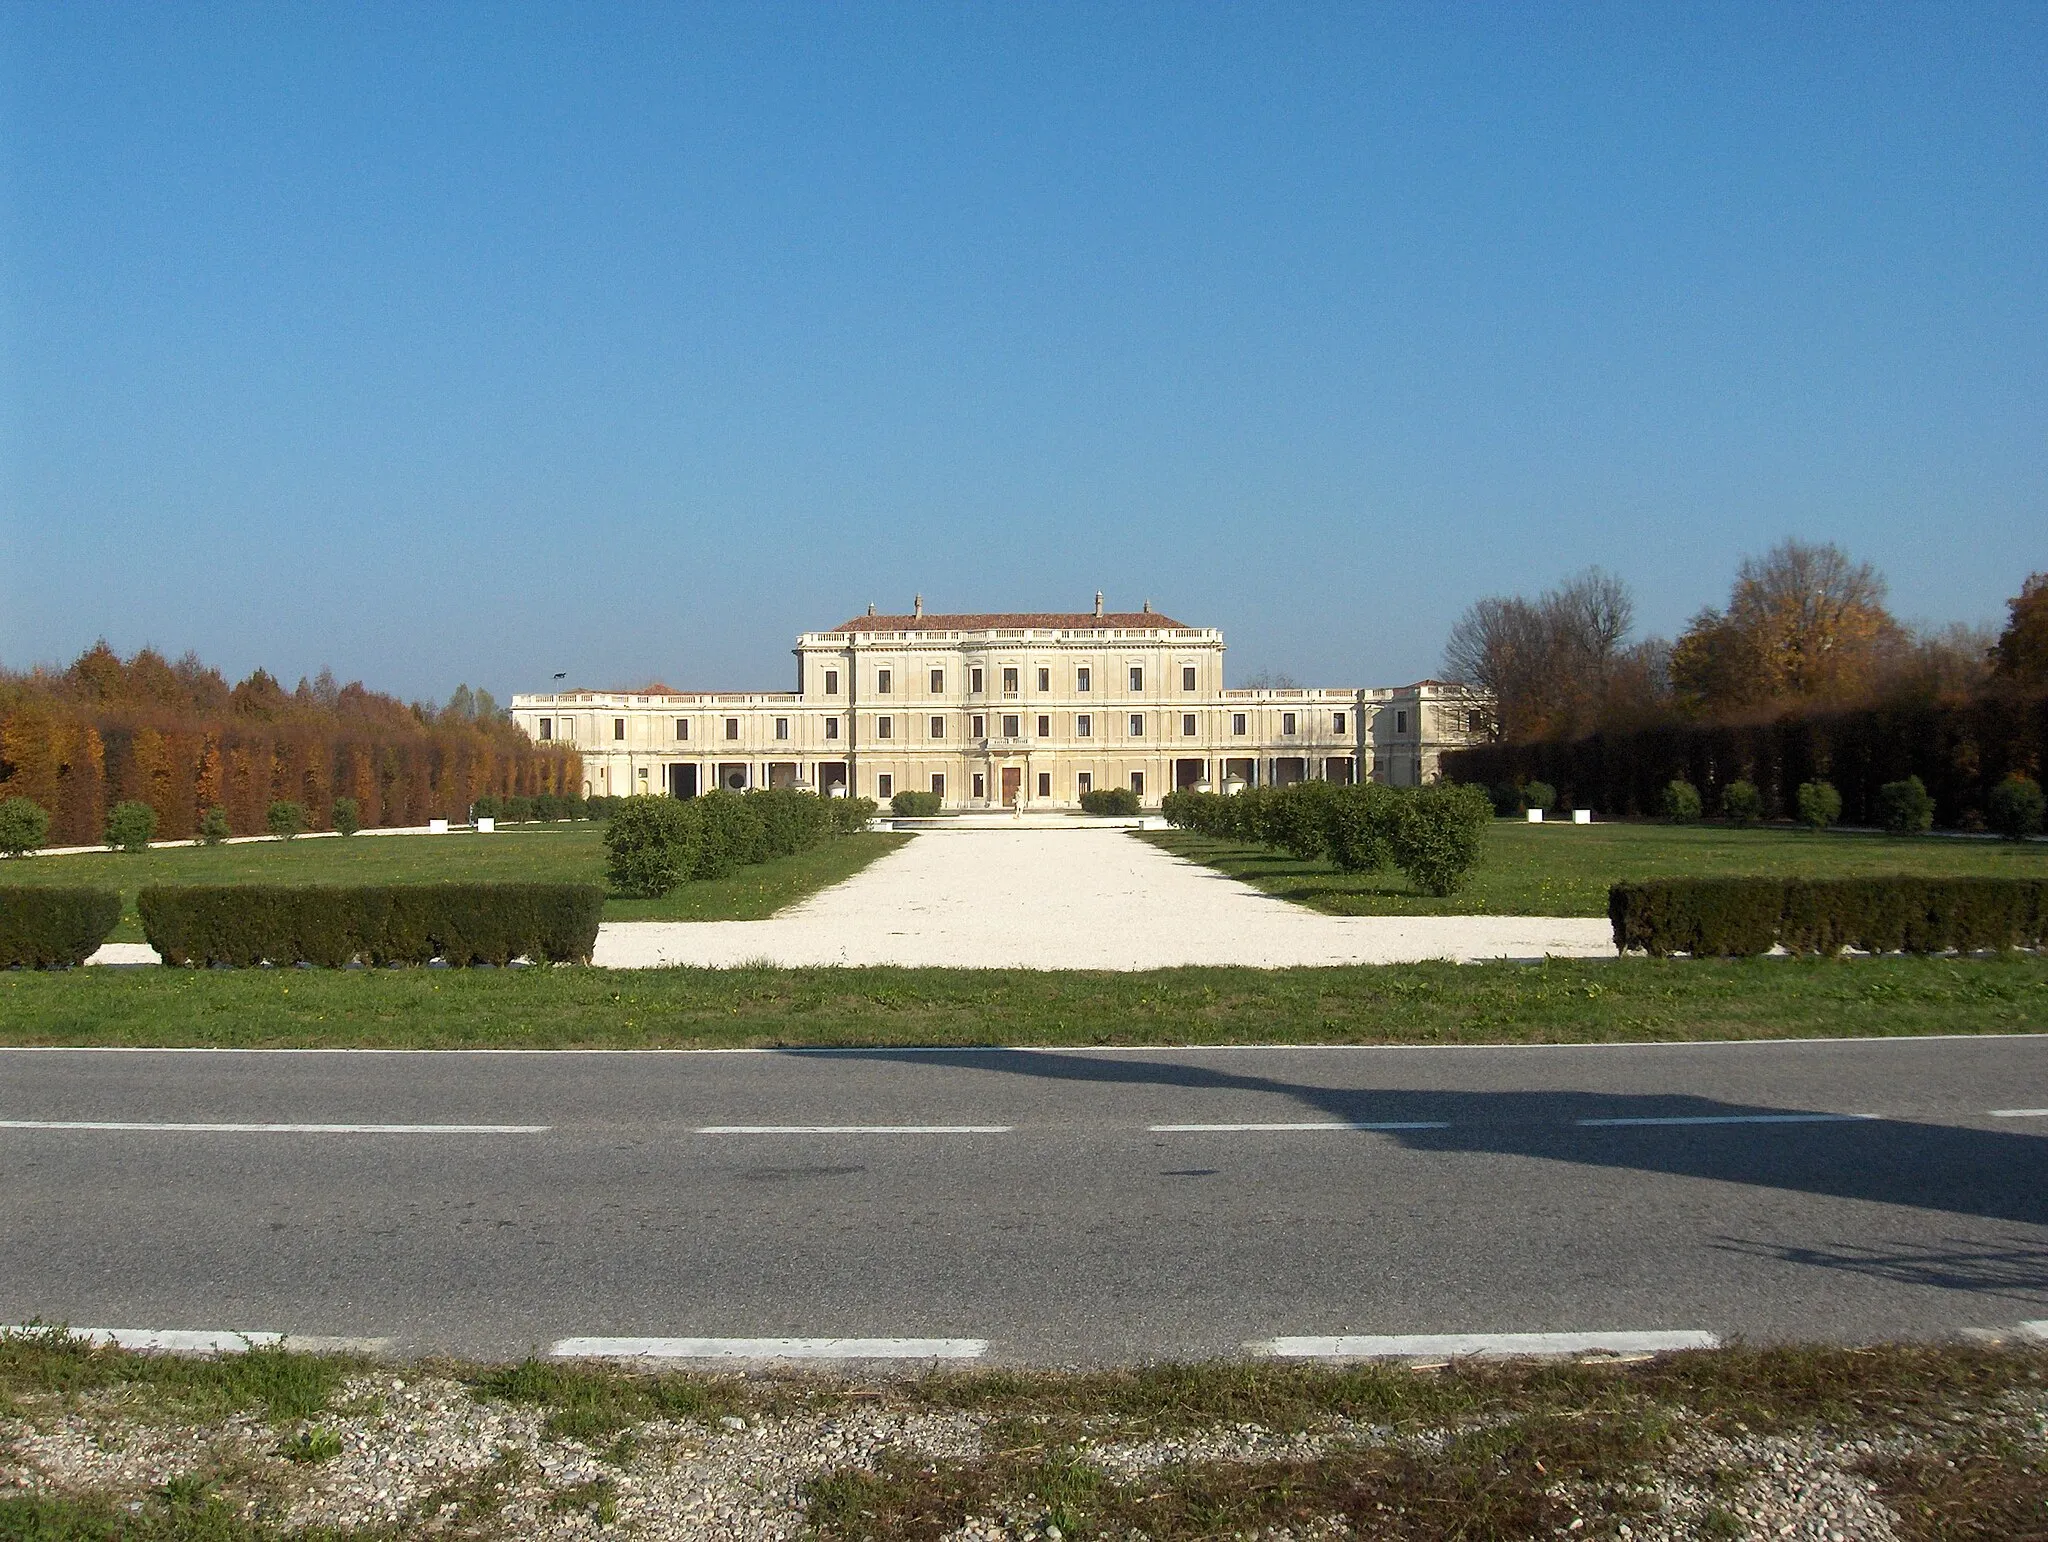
[510,603,1487,808]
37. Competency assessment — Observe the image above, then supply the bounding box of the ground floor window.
[877,773,894,798]
[1130,771,1145,796]
[1077,771,1093,794]
[931,773,945,798]
[1037,772,1051,797]
[972,772,986,800]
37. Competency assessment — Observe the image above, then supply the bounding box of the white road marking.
[696,1125,1011,1135]
[1253,1331,1720,1359]
[1573,1114,1875,1128]
[2016,1321,2048,1342]
[1990,1109,2048,1118]
[549,1337,987,1360]
[1149,1121,1450,1132]
[0,1121,549,1133]
[0,1327,391,1354]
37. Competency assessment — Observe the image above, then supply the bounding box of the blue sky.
[3,4,2042,699]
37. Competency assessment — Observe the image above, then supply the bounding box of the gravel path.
[588,825,1613,969]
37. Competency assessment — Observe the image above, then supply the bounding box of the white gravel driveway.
[593,825,1613,969]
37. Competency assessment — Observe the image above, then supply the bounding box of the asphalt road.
[3,1036,2046,1362]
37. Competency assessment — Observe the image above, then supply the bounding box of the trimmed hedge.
[138,883,604,967]
[889,790,942,817]
[1609,877,2048,958]
[0,887,123,968]
[1080,787,1142,816]
[1162,780,1494,896]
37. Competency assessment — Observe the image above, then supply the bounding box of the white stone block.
[476,817,495,832]
[1572,808,1592,824]
[429,818,449,834]
[1526,808,1544,823]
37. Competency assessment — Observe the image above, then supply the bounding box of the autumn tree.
[1442,568,1642,741]
[1670,540,1900,712]
[1992,572,2048,687]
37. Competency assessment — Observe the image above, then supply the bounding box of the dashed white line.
[0,1121,550,1134]
[1573,1114,1875,1128]
[549,1337,987,1360]
[1990,1109,2048,1119]
[1,1328,393,1354]
[696,1125,1011,1135]
[1253,1331,1720,1359]
[1149,1121,1450,1133]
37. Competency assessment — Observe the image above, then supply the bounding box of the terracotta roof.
[830,611,1191,633]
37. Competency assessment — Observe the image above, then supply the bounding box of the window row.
[540,708,1360,744]
[827,664,1210,697]
[871,770,1149,801]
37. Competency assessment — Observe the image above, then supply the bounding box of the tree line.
[0,642,580,845]
[1445,543,2047,744]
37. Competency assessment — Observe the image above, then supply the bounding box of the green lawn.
[0,827,909,938]
[1145,820,2048,917]
[3,953,2043,1049]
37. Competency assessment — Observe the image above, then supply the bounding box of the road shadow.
[1713,1235,2048,1305]
[799,1047,2048,1233]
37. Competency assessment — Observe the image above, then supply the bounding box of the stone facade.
[510,600,1489,807]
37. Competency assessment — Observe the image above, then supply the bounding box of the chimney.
[913,593,923,618]
[1142,599,1152,614]
[1093,591,1104,618]
[866,602,876,617]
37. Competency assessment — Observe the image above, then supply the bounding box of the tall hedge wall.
[0,887,122,967]
[1443,689,2048,828]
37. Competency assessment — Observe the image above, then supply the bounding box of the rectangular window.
[1231,713,1246,735]
[877,668,892,694]
[561,717,576,742]
[1181,714,1196,736]
[676,718,690,741]
[1076,714,1092,737]
[970,666,984,693]
[825,717,840,740]
[931,773,945,798]
[1469,708,1487,734]
[972,713,986,737]
[877,716,893,739]
[774,717,789,740]
[725,717,741,740]
[538,718,552,741]
[1282,712,1297,735]
[1076,667,1091,692]
[1182,666,1196,691]
[825,669,839,695]
[1002,667,1019,697]
[1037,667,1050,691]
[1077,771,1093,794]
[973,772,986,799]
[929,715,944,738]
[1037,772,1051,797]
[1333,712,1346,734]
[614,717,626,741]
[1036,714,1050,737]
[1002,713,1020,737]
[1128,713,1144,736]
[1397,709,1409,733]
[929,668,943,693]
[1128,666,1143,692]
[878,773,894,798]
[1130,770,1145,797]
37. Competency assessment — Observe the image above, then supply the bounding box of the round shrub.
[1390,783,1493,896]
[0,796,52,858]
[331,797,361,837]
[1325,783,1401,873]
[266,800,306,840]
[1720,780,1763,825]
[1794,780,1841,832]
[693,790,768,879]
[1987,774,2045,841]
[1661,780,1702,822]
[504,795,535,824]
[198,806,231,846]
[105,800,157,853]
[472,796,501,821]
[1079,787,1141,816]
[1876,775,1935,836]
[603,794,704,898]
[890,789,942,817]
[1522,781,1556,813]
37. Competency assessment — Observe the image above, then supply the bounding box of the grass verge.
[3,954,2044,1049]
[1144,821,2048,918]
[0,829,908,939]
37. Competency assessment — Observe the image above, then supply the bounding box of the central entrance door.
[1000,766,1022,807]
